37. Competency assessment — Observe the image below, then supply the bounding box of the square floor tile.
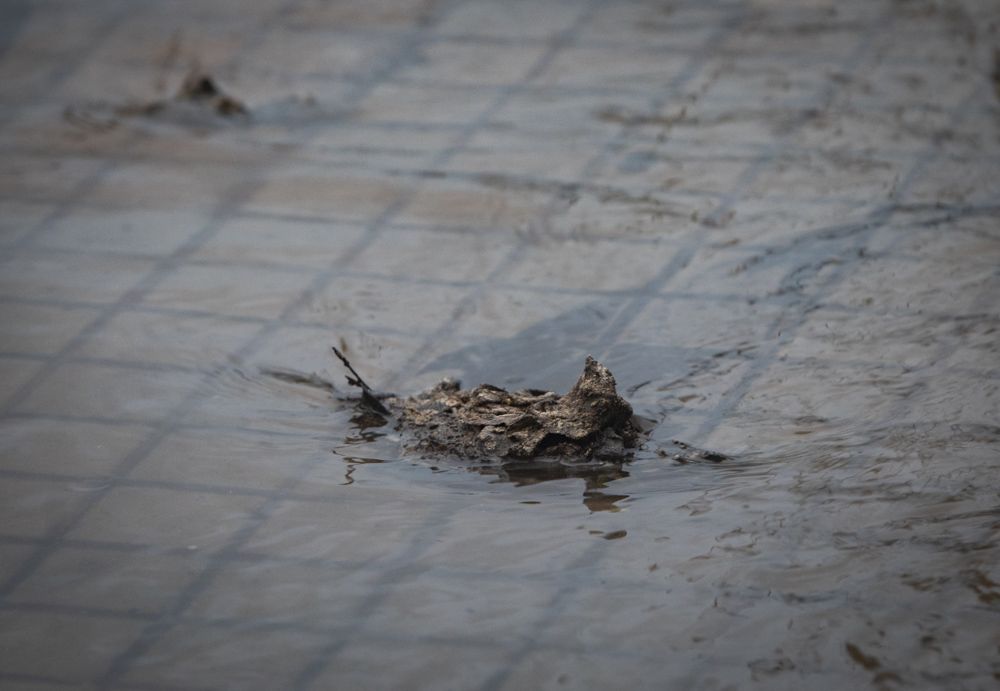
[453,289,610,341]
[0,417,147,476]
[35,208,208,256]
[131,427,320,491]
[120,622,330,690]
[502,237,677,292]
[0,357,43,403]
[245,164,410,222]
[603,148,759,198]
[0,155,107,204]
[8,546,205,615]
[177,366,337,436]
[84,160,245,212]
[826,256,997,315]
[533,46,689,89]
[0,543,35,585]
[579,3,722,49]
[435,0,580,39]
[0,201,53,247]
[77,309,261,367]
[745,151,900,201]
[284,0,448,29]
[293,274,469,335]
[305,125,456,171]
[495,647,676,691]
[624,296,783,351]
[0,611,146,682]
[0,476,86,538]
[0,302,99,355]
[247,28,386,79]
[0,252,154,303]
[141,264,318,320]
[364,570,557,641]
[16,363,204,423]
[730,359,905,427]
[69,486,265,550]
[193,216,369,268]
[406,501,594,575]
[398,41,545,86]
[491,90,649,138]
[242,493,438,562]
[350,227,509,282]
[777,308,936,368]
[448,129,598,179]
[665,243,791,299]
[356,83,499,125]
[309,638,511,691]
[186,559,370,624]
[394,178,549,229]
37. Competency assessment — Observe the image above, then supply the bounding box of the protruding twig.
[332,346,390,415]
[331,346,373,391]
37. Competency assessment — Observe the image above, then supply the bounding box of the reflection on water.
[333,415,636,511]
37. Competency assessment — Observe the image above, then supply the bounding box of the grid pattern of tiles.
[1,0,998,688]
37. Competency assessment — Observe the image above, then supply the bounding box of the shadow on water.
[418,300,699,398]
[332,420,637,512]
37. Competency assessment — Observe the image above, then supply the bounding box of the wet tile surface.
[1,0,999,689]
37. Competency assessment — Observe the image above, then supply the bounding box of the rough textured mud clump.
[123,71,248,118]
[396,357,641,462]
[64,70,249,135]
[172,72,248,116]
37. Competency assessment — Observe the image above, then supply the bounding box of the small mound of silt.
[396,357,641,462]
[121,71,248,118]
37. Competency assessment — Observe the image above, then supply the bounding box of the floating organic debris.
[64,69,250,136]
[365,356,641,462]
[396,357,640,462]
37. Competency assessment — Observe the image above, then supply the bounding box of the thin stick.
[332,346,390,415]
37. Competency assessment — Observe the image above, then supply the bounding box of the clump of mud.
[64,70,249,135]
[394,357,641,462]
[119,70,248,118]
[268,349,730,473]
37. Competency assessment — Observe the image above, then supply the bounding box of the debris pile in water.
[64,70,249,135]
[122,71,248,118]
[172,72,248,116]
[395,357,641,462]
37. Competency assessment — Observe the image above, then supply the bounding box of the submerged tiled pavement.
[1,0,999,689]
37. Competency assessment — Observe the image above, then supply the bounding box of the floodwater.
[1,0,999,689]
